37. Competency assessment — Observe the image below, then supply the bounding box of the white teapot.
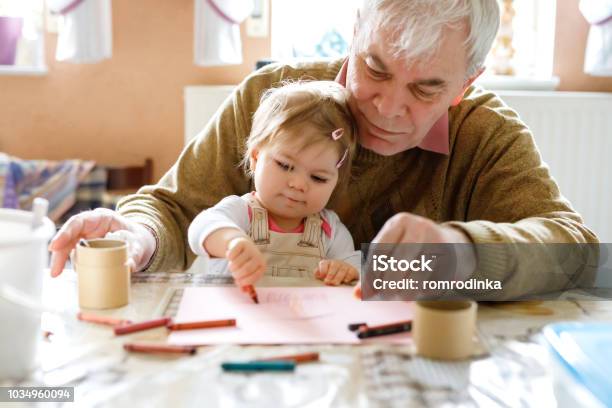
[0,199,54,380]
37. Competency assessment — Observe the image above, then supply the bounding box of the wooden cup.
[75,239,130,309]
[413,300,477,360]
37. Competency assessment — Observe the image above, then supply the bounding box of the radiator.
[498,91,612,242]
[184,85,235,146]
[184,86,612,242]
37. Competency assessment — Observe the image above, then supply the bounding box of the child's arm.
[314,210,361,286]
[205,229,266,287]
[188,196,265,286]
[188,195,250,257]
[203,227,246,257]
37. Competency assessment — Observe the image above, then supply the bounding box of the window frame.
[0,0,47,76]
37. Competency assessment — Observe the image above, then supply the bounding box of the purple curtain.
[0,16,23,65]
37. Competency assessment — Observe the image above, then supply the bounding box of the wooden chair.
[106,158,153,191]
[103,158,153,207]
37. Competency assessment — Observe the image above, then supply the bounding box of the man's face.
[346,24,471,156]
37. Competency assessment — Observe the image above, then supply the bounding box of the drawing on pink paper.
[168,287,413,345]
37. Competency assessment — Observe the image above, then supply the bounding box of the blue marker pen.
[221,360,296,372]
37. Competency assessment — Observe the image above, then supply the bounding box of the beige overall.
[245,195,326,278]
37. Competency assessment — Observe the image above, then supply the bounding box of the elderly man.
[49,0,597,297]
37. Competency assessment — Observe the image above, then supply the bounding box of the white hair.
[355,0,500,78]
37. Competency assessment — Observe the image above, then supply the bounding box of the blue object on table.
[543,322,612,407]
[221,360,296,372]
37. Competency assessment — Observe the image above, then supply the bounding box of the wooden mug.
[75,239,130,309]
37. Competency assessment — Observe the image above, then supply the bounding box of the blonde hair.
[355,0,500,78]
[243,80,356,183]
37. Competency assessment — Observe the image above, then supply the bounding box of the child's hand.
[314,260,359,286]
[226,237,266,287]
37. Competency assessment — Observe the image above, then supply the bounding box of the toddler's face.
[252,126,341,226]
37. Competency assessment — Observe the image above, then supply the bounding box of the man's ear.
[451,66,485,106]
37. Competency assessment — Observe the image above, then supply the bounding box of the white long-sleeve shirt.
[188,195,361,271]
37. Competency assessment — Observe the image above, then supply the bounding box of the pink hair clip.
[336,148,348,168]
[331,128,344,140]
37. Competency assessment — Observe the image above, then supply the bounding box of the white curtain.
[580,0,612,76]
[48,0,112,63]
[194,0,254,66]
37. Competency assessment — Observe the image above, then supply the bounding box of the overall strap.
[298,213,323,248]
[245,195,270,244]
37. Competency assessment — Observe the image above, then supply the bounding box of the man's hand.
[226,237,266,288]
[48,208,157,277]
[373,213,471,245]
[354,212,477,297]
[314,260,358,286]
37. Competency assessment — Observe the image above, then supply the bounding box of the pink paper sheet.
[168,287,413,345]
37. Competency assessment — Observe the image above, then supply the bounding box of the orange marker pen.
[114,317,171,336]
[258,352,319,363]
[77,312,132,327]
[123,343,197,355]
[244,285,259,304]
[167,318,236,331]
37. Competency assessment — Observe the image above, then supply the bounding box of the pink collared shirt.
[335,58,450,155]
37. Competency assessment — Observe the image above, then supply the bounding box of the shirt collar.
[335,58,450,156]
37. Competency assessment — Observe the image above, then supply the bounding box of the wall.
[0,0,270,181]
[554,0,612,92]
[1,0,610,181]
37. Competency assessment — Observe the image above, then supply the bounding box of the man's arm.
[444,107,599,298]
[365,90,599,299]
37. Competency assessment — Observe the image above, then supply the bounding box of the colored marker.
[114,317,171,336]
[77,312,132,327]
[123,343,197,355]
[167,318,236,331]
[221,361,296,372]
[348,322,367,331]
[244,285,259,304]
[357,320,412,339]
[257,352,319,363]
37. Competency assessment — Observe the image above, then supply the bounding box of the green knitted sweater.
[117,59,598,298]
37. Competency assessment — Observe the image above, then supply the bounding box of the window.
[0,0,46,75]
[271,0,361,60]
[481,0,557,88]
[271,0,557,89]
